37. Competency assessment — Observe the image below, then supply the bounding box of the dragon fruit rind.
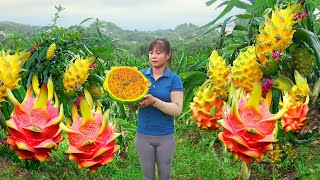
[59,92,120,172]
[281,95,309,132]
[218,81,288,163]
[190,81,226,131]
[5,75,64,162]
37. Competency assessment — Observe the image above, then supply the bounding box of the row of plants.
[185,0,320,178]
[0,4,216,174]
[0,0,319,179]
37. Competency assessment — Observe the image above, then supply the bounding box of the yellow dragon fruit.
[0,50,30,102]
[207,50,230,100]
[218,81,290,162]
[279,71,310,132]
[59,91,120,172]
[46,43,56,60]
[281,94,309,132]
[289,70,310,101]
[230,46,263,92]
[190,81,225,131]
[255,3,302,74]
[63,55,95,94]
[5,75,64,162]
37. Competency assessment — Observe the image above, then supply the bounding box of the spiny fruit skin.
[190,81,225,131]
[5,75,64,162]
[289,45,316,77]
[103,66,150,104]
[267,144,283,164]
[208,50,230,100]
[281,97,309,132]
[0,50,29,102]
[262,77,273,96]
[283,143,296,163]
[46,43,56,60]
[218,81,288,163]
[289,70,310,101]
[88,85,105,98]
[230,46,263,92]
[59,93,120,172]
[255,3,302,63]
[63,55,95,94]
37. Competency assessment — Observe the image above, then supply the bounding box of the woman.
[128,38,184,180]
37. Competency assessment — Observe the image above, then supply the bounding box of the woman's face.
[149,48,171,68]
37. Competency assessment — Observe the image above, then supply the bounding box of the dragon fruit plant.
[59,90,120,172]
[5,75,64,162]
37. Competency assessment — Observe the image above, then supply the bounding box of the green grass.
[0,123,319,180]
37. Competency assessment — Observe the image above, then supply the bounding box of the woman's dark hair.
[148,37,172,70]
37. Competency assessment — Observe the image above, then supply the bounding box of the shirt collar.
[146,67,171,77]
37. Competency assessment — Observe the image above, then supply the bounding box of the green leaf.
[308,0,320,10]
[183,88,198,113]
[181,72,207,112]
[23,51,37,70]
[270,88,281,114]
[0,110,9,136]
[202,0,240,28]
[0,102,10,120]
[78,18,94,26]
[80,44,94,56]
[67,48,85,57]
[37,47,47,62]
[206,0,218,6]
[234,1,251,10]
[12,89,23,103]
[186,57,208,71]
[233,24,248,31]
[210,106,217,117]
[235,14,252,19]
[91,46,114,54]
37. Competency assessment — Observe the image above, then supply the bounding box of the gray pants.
[135,132,175,180]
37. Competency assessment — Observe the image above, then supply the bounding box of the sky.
[0,0,241,31]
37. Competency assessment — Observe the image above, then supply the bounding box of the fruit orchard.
[0,0,319,179]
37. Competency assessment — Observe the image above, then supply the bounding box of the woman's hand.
[127,102,139,112]
[139,94,156,108]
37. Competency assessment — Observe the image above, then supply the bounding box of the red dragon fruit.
[59,91,120,172]
[218,81,289,163]
[5,75,64,162]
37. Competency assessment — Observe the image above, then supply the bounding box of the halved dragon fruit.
[59,90,120,172]
[5,75,64,162]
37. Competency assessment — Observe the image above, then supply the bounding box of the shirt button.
[153,85,155,88]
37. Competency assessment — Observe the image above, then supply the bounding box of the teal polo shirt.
[137,67,184,136]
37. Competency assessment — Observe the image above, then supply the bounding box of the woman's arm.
[139,91,184,117]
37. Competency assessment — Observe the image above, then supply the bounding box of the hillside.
[0,21,207,41]
[0,21,42,36]
[0,20,216,55]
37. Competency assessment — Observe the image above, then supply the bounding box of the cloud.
[0,0,235,30]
